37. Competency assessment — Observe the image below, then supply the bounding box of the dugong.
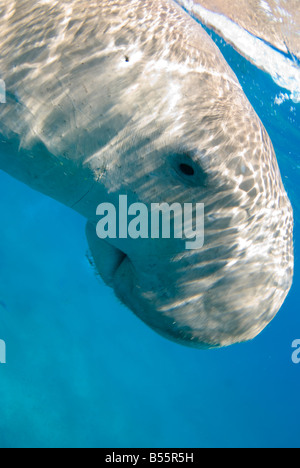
[0,0,294,348]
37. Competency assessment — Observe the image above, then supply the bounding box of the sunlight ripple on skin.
[0,0,294,348]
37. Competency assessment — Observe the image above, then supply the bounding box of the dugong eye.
[172,152,207,187]
[179,163,195,176]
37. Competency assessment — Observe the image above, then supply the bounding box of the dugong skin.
[179,0,300,60]
[0,0,294,348]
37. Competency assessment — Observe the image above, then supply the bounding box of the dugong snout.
[112,231,293,348]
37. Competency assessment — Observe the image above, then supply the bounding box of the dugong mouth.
[96,241,129,287]
[86,223,129,287]
[107,245,129,287]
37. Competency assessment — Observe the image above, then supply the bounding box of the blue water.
[0,23,299,448]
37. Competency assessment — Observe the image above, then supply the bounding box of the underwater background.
[0,11,299,449]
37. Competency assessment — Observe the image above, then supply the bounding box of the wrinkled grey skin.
[0,0,294,348]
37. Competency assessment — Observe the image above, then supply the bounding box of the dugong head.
[82,1,294,349]
[1,0,292,349]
